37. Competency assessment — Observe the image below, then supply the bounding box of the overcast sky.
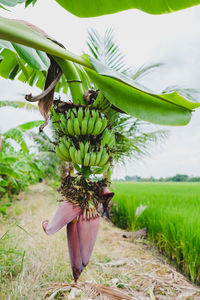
[0,1,200,179]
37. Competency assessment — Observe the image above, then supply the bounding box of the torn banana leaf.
[84,55,200,126]
[0,39,49,71]
[0,38,67,93]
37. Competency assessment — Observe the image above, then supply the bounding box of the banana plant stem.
[53,56,85,105]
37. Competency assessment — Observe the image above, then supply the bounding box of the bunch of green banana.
[93,91,112,112]
[55,137,72,162]
[57,107,108,137]
[100,128,116,148]
[51,109,61,131]
[82,143,110,167]
[51,104,115,175]
[56,137,110,168]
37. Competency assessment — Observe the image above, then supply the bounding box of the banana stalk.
[54,57,85,105]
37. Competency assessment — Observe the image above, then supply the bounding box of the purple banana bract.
[42,201,81,235]
[67,220,84,282]
[77,214,100,267]
[42,201,100,282]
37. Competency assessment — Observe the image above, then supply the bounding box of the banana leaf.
[55,0,200,17]
[84,56,200,125]
[1,0,200,17]
[0,38,68,93]
[0,17,199,126]
[2,120,43,153]
[0,39,49,71]
[85,68,191,125]
[0,164,22,178]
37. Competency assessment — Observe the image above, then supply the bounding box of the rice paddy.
[112,182,200,283]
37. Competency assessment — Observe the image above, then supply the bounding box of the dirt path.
[1,183,200,299]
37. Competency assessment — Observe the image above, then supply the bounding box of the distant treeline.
[115,174,200,182]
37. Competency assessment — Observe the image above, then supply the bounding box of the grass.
[112,182,200,283]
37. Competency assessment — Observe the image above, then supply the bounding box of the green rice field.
[112,182,200,283]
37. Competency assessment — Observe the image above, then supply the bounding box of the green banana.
[63,137,71,149]
[95,110,100,123]
[74,118,81,136]
[72,108,77,117]
[84,142,90,154]
[59,141,71,161]
[83,153,90,166]
[107,133,116,147]
[85,108,90,122]
[70,110,75,122]
[91,109,97,123]
[69,146,76,163]
[95,147,103,166]
[67,109,71,119]
[67,119,74,136]
[75,150,82,165]
[98,117,108,134]
[51,118,61,131]
[79,142,85,159]
[77,150,83,165]
[52,109,60,121]
[81,118,88,135]
[101,101,112,112]
[93,91,104,108]
[100,97,111,110]
[92,118,102,135]
[87,116,95,135]
[101,128,111,146]
[98,148,109,167]
[56,145,67,161]
[89,152,97,166]
[51,110,61,130]
[77,107,83,124]
[60,114,68,134]
[99,98,107,109]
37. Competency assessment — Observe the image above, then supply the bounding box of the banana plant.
[0,119,44,196]
[0,13,200,283]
